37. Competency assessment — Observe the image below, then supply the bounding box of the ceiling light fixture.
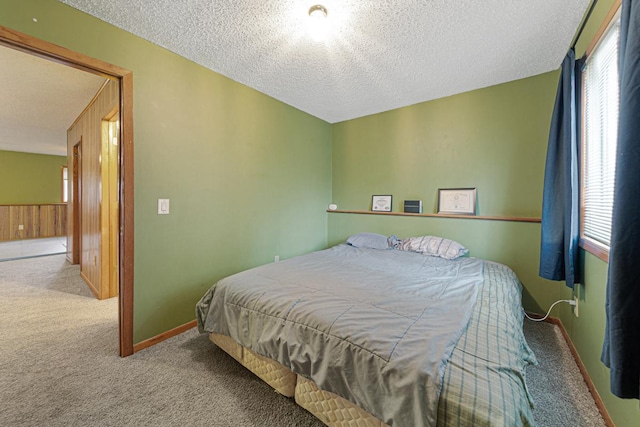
[308,4,328,41]
[309,4,328,18]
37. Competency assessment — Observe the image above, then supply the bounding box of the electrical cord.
[523,299,576,322]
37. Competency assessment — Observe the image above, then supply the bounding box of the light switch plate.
[158,199,170,215]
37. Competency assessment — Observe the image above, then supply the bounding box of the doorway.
[0,26,134,356]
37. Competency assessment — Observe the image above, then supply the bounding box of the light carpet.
[0,254,606,426]
[0,237,66,262]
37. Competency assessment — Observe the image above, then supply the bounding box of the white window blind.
[583,19,620,247]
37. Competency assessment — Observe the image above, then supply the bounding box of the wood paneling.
[0,206,9,241]
[0,204,67,241]
[67,80,119,300]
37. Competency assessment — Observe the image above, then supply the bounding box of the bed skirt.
[210,332,296,398]
[209,332,387,426]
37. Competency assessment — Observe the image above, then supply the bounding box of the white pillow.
[397,236,468,260]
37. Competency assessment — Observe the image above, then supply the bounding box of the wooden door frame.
[0,26,135,357]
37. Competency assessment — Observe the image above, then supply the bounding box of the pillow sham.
[397,235,468,260]
[346,233,390,250]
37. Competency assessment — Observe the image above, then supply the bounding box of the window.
[61,166,68,203]
[581,12,621,261]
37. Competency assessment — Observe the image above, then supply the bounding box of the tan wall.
[66,80,119,299]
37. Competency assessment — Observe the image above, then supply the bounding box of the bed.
[196,235,536,427]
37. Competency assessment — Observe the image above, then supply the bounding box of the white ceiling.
[59,0,590,123]
[0,44,107,156]
[1,1,591,157]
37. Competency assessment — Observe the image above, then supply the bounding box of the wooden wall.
[0,204,66,241]
[66,79,119,300]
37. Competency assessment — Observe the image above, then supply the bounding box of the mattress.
[199,246,536,426]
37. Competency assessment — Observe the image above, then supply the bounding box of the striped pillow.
[397,236,468,260]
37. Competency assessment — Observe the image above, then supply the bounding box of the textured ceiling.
[59,0,590,123]
[0,44,107,156]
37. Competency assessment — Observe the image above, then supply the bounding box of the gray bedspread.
[196,244,484,427]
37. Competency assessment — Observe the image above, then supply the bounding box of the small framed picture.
[437,188,477,215]
[371,195,392,212]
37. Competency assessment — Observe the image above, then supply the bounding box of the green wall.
[0,149,65,204]
[331,72,557,217]
[0,0,332,342]
[330,70,567,318]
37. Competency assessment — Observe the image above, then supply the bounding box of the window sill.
[579,237,609,263]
